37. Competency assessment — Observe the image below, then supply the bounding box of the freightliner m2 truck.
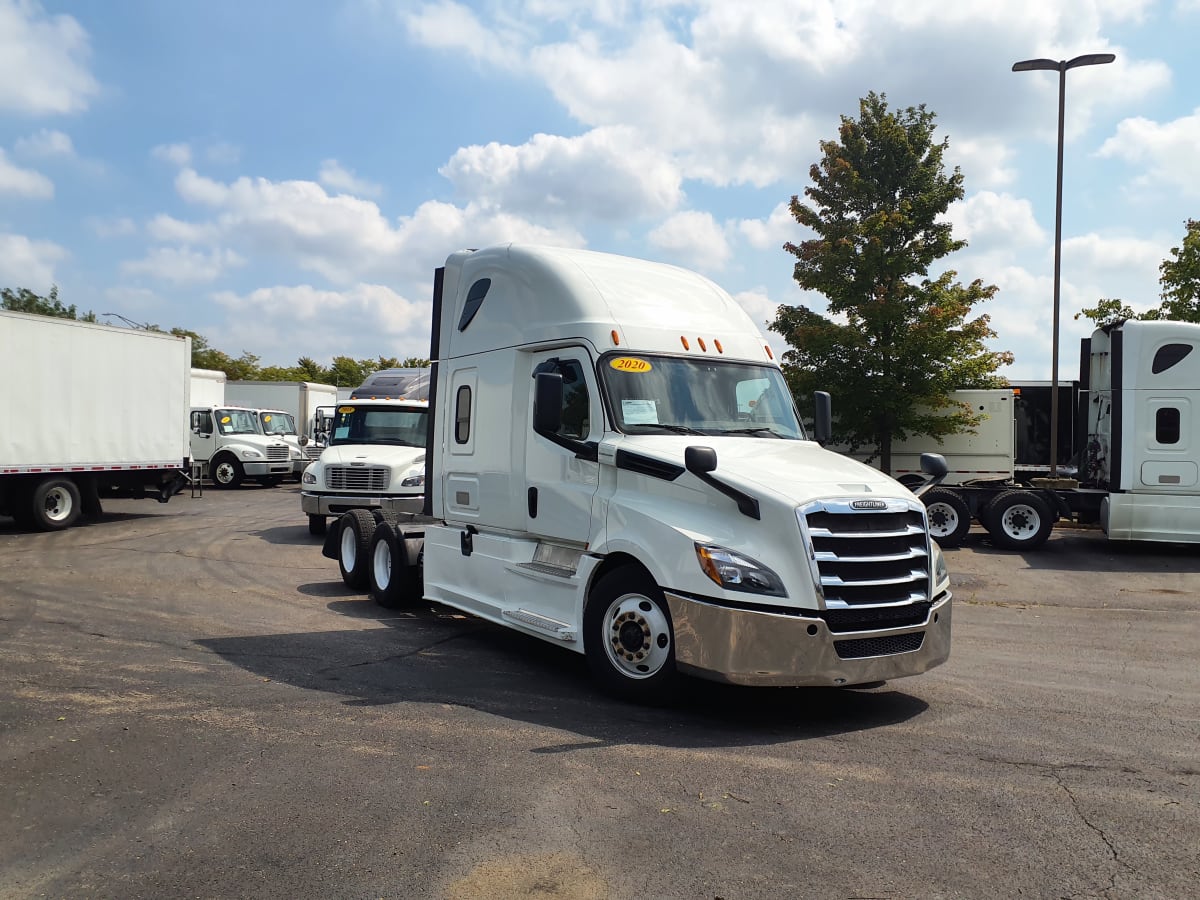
[325,245,952,701]
[0,311,191,531]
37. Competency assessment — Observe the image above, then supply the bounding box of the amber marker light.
[680,336,690,350]
[698,337,707,351]
[764,345,774,360]
[611,329,620,345]
[714,339,724,354]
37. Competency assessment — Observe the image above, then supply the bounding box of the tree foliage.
[1,285,96,321]
[2,286,429,386]
[772,92,1011,473]
[1077,219,1200,327]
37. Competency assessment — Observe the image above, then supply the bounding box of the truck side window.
[1156,407,1181,444]
[1151,343,1193,374]
[455,385,471,444]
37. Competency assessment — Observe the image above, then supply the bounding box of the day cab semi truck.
[911,320,1200,551]
[324,244,953,702]
[0,311,191,531]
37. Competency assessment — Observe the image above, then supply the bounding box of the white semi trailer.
[0,311,191,531]
[324,244,953,702]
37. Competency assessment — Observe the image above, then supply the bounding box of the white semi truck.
[323,244,952,701]
[300,398,429,535]
[904,320,1200,550]
[0,311,191,531]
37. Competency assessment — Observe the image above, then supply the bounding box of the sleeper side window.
[455,385,471,444]
[1156,407,1181,445]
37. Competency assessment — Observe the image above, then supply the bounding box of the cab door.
[524,349,600,545]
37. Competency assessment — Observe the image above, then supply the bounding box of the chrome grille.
[325,465,389,491]
[801,500,931,609]
[266,445,290,461]
[305,445,322,460]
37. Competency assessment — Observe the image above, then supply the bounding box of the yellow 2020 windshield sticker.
[609,357,652,373]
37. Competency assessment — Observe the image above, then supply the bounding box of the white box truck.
[0,311,191,531]
[225,381,339,473]
[323,244,953,702]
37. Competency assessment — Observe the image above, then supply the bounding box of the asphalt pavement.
[1,485,1198,899]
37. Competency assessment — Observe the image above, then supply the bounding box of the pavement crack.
[1047,768,1136,897]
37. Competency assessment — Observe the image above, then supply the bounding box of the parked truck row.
[317,243,953,701]
[850,320,1200,551]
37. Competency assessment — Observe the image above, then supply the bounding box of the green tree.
[2,285,97,321]
[1077,220,1200,326]
[771,92,1011,474]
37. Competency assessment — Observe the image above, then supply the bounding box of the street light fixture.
[101,311,151,329]
[1012,52,1115,479]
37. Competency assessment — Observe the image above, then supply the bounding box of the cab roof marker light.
[764,345,774,360]
[714,339,724,354]
[681,336,690,350]
[611,329,620,346]
[698,338,707,351]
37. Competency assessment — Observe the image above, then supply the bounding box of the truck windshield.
[258,411,297,435]
[600,355,805,440]
[330,406,429,448]
[215,408,262,436]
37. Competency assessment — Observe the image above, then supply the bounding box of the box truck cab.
[301,399,429,534]
[254,408,307,478]
[189,406,293,488]
[329,245,951,701]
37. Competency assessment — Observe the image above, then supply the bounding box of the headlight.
[694,543,785,597]
[931,540,950,594]
[302,470,317,485]
[401,466,424,488]
[241,449,262,459]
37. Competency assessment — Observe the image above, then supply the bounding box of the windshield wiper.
[635,423,707,435]
[716,427,784,437]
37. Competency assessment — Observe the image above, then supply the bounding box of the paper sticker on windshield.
[609,357,652,373]
[622,399,660,425]
[338,406,355,413]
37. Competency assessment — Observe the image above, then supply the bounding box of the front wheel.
[31,478,82,531]
[210,455,243,489]
[984,490,1054,551]
[583,567,679,704]
[922,487,971,548]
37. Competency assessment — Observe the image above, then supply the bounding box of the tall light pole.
[1012,52,1115,479]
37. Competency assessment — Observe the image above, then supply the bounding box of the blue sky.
[2,0,1198,380]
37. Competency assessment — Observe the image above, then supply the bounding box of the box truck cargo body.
[225,380,338,467]
[0,311,191,531]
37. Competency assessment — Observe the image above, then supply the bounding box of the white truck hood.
[320,444,425,468]
[611,435,912,500]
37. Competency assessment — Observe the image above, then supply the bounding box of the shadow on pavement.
[198,596,930,750]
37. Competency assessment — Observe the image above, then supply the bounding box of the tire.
[583,566,679,704]
[30,478,81,531]
[922,487,971,548]
[369,523,422,609]
[210,455,244,489]
[984,490,1054,551]
[308,514,327,536]
[338,508,376,590]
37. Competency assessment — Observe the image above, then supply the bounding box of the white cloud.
[206,142,241,165]
[1097,108,1200,197]
[0,0,98,114]
[648,211,731,272]
[400,0,523,68]
[121,247,245,284]
[210,283,434,364]
[14,128,74,158]
[0,148,53,198]
[318,159,383,198]
[166,168,582,286]
[949,138,1018,190]
[945,191,1046,248]
[145,214,219,244]
[440,128,683,220]
[153,143,193,167]
[738,202,803,252]
[0,231,67,286]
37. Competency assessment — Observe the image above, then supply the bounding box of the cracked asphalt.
[1,487,1198,899]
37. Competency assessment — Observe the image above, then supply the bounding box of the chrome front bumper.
[301,491,424,517]
[665,592,952,687]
